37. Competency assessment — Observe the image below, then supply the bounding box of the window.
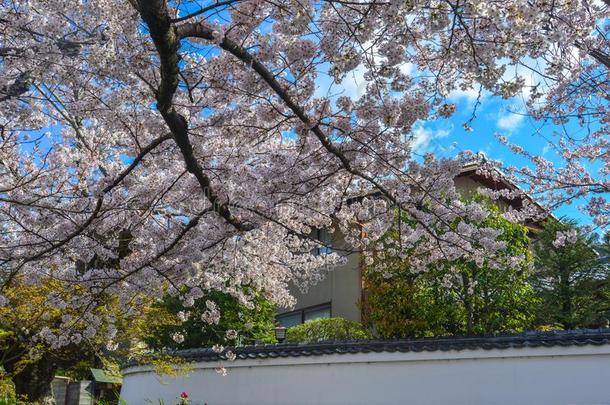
[315,229,333,255]
[304,305,331,322]
[276,303,331,327]
[276,311,302,327]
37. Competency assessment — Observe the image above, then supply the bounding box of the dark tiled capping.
[129,329,610,366]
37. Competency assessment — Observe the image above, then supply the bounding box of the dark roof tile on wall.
[128,329,610,366]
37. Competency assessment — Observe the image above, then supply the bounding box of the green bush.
[285,318,372,343]
[0,371,16,405]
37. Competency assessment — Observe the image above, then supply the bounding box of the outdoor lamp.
[274,326,287,343]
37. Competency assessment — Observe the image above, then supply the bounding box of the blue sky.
[423,95,593,225]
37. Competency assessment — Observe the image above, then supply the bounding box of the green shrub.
[0,371,16,405]
[285,318,372,343]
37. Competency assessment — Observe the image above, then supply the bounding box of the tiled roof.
[132,329,610,365]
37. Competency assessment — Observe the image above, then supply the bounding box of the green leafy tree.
[0,367,17,405]
[592,232,610,267]
[285,318,372,343]
[363,201,539,337]
[532,220,610,329]
[143,288,276,350]
[0,277,151,403]
[0,229,164,403]
[0,283,274,403]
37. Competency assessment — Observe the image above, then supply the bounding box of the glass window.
[316,229,333,255]
[276,303,332,326]
[304,304,331,322]
[276,312,302,327]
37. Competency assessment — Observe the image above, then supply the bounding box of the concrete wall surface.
[120,345,610,405]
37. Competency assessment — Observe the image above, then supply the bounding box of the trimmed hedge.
[285,317,372,343]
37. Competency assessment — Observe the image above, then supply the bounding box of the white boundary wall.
[121,345,610,405]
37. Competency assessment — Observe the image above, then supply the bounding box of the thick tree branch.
[574,40,610,70]
[588,48,610,70]
[137,0,252,232]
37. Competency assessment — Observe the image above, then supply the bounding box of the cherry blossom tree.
[488,1,609,232]
[0,0,606,350]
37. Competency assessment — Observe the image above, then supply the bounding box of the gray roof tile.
[127,329,610,367]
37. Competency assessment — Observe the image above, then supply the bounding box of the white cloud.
[410,125,451,154]
[542,143,552,156]
[340,64,368,99]
[399,62,416,77]
[313,63,367,100]
[448,87,483,104]
[496,109,525,132]
[316,61,417,101]
[500,57,551,106]
[447,84,490,114]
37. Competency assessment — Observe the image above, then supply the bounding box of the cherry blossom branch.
[177,23,398,204]
[176,23,493,259]
[138,0,252,232]
[0,134,172,290]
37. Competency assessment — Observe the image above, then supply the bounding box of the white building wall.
[121,345,610,405]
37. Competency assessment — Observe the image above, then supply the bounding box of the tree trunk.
[12,355,57,405]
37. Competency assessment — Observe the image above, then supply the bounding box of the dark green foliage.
[363,201,539,337]
[0,369,17,405]
[532,220,610,329]
[144,289,276,350]
[285,318,372,343]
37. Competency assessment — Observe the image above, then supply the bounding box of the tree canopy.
[532,219,610,329]
[0,0,607,352]
[363,202,539,337]
[0,277,151,402]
